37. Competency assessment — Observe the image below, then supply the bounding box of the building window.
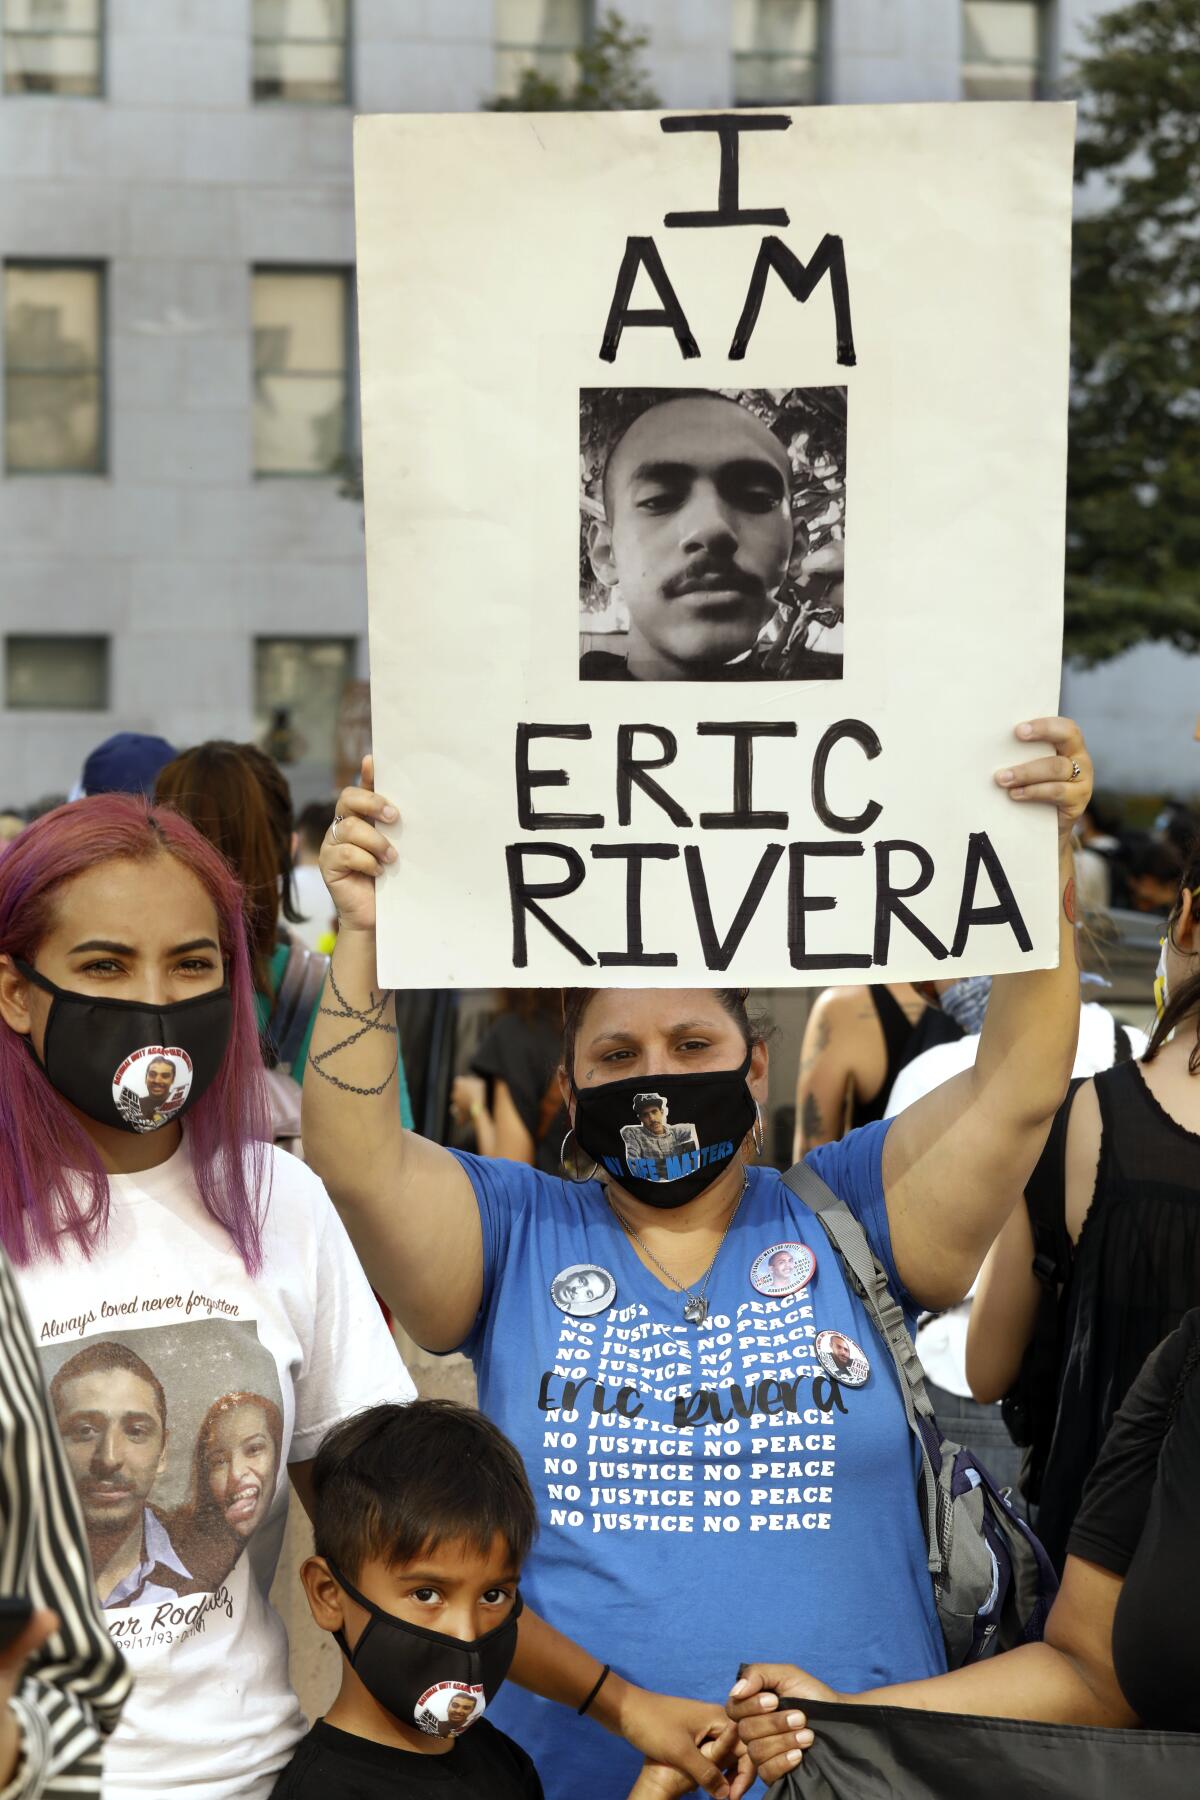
[733,0,821,106]
[5,635,109,710]
[495,0,590,102]
[3,0,103,97]
[962,1,1046,99]
[252,269,350,476]
[252,0,348,104]
[4,262,104,474]
[254,638,356,771]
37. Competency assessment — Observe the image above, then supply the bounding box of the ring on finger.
[1068,759,1082,783]
[330,812,346,844]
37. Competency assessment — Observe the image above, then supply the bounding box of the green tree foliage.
[1065,0,1200,662]
[489,9,660,111]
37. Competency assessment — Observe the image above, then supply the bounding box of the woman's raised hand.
[318,755,399,936]
[995,718,1093,845]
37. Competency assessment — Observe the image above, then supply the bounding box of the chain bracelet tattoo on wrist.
[308,964,399,1095]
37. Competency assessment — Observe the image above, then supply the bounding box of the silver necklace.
[608,1170,748,1327]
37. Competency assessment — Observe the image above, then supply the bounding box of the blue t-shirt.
[453,1122,945,1799]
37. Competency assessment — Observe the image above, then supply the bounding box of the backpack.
[784,1161,1059,1667]
[261,939,330,1147]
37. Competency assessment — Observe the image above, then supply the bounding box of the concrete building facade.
[2,0,1167,812]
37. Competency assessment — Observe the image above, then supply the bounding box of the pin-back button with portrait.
[550,1263,617,1318]
[814,1328,871,1388]
[749,1241,817,1299]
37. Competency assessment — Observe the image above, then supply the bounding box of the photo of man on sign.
[579,386,846,683]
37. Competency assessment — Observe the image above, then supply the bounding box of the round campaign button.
[814,1328,871,1388]
[550,1263,616,1318]
[749,1241,817,1299]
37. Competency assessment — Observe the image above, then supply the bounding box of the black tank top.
[1035,1060,1200,1570]
[847,989,964,1130]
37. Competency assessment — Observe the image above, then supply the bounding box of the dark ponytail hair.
[1143,848,1200,1073]
[560,987,765,1079]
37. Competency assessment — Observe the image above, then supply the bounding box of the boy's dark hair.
[312,1399,538,1579]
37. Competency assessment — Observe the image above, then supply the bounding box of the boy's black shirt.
[269,1718,545,1799]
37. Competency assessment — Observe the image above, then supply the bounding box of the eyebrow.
[629,456,786,487]
[68,937,220,957]
[588,1019,721,1048]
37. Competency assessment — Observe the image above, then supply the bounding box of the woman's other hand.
[726,1663,829,1787]
[319,755,398,935]
[995,718,1093,846]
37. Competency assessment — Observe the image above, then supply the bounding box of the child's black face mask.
[327,1560,522,1738]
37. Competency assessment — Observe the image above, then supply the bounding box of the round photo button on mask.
[814,1328,871,1388]
[415,1681,486,1738]
[550,1263,617,1318]
[749,1241,817,1299]
[112,1045,193,1134]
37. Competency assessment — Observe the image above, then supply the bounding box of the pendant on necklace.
[682,1296,709,1326]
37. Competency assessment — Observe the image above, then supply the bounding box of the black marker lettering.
[506,844,595,968]
[616,724,692,828]
[599,236,700,363]
[812,719,883,835]
[661,113,791,229]
[729,233,856,366]
[949,830,1033,957]
[698,720,797,830]
[873,840,948,963]
[787,842,871,970]
[515,724,604,831]
[592,843,680,968]
[685,843,784,971]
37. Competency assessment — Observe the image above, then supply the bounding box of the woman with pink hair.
[0,796,412,1800]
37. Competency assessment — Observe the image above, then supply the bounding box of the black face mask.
[573,1050,757,1209]
[16,960,232,1136]
[328,1560,522,1738]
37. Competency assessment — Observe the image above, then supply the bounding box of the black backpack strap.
[267,941,330,1069]
[783,1160,943,1573]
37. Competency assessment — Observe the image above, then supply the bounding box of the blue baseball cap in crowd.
[82,732,178,798]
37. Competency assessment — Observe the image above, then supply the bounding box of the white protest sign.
[355,104,1074,989]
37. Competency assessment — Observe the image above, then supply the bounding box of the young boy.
[270,1400,731,1799]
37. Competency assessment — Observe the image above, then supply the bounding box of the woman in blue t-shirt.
[302,719,1092,1800]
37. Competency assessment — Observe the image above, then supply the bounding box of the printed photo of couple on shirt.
[40,1317,282,1612]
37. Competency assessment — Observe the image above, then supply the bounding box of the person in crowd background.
[884,978,1146,1514]
[273,1400,740,1800]
[156,743,413,1135]
[0,812,24,844]
[451,991,568,1174]
[0,1244,132,1798]
[0,794,412,1800]
[1126,837,1184,913]
[291,803,337,954]
[792,981,962,1156]
[728,1309,1200,1783]
[76,733,178,802]
[966,846,1200,1570]
[302,719,1092,1800]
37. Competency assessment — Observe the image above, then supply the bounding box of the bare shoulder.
[807,984,874,1036]
[1065,1076,1102,1241]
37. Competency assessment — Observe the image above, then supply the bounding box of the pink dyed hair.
[0,795,271,1270]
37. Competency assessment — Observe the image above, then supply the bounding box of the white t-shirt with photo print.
[15,1136,413,1800]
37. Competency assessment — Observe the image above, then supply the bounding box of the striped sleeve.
[0,1250,131,1800]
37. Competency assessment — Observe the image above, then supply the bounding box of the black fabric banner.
[774,1700,1200,1799]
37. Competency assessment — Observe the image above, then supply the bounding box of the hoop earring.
[560,1128,600,1183]
[752,1100,765,1158]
